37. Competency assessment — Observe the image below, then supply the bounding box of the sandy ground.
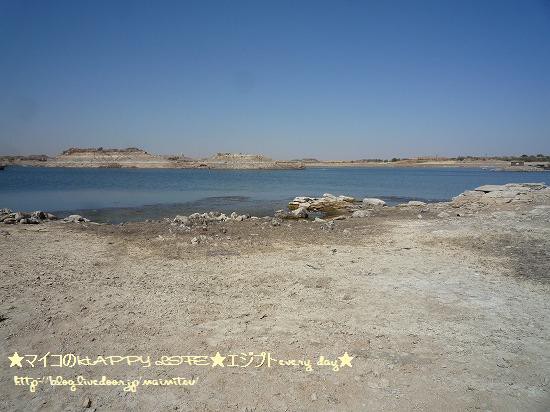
[1,199,550,411]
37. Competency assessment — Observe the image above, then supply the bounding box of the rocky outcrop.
[0,209,95,224]
[53,147,173,168]
[288,193,357,214]
[1,209,59,224]
[451,183,549,207]
[474,183,546,193]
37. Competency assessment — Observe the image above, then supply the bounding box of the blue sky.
[1,0,549,159]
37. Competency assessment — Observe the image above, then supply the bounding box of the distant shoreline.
[1,159,548,172]
[1,147,549,171]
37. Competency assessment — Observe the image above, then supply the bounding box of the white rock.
[407,201,427,206]
[63,214,90,223]
[362,198,386,206]
[352,210,370,218]
[474,184,507,193]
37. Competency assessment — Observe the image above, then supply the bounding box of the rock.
[289,194,357,214]
[352,210,370,218]
[275,207,308,219]
[31,211,47,220]
[63,215,90,223]
[230,212,238,219]
[0,214,14,222]
[407,201,427,206]
[474,184,507,193]
[290,207,308,219]
[474,183,546,194]
[314,217,325,223]
[190,237,200,245]
[14,212,30,222]
[332,215,347,221]
[271,218,282,226]
[174,215,189,225]
[3,218,16,224]
[362,198,386,207]
[20,217,40,224]
[0,208,12,215]
[185,211,233,224]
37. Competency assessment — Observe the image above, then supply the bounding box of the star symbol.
[8,352,24,368]
[338,352,353,368]
[210,352,226,367]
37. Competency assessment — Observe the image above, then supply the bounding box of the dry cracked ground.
[1,200,549,411]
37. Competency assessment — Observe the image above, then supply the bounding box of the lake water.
[0,166,547,223]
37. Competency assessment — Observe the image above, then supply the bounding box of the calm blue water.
[0,166,547,223]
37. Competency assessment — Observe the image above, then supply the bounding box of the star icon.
[210,352,226,367]
[8,352,24,368]
[338,352,354,368]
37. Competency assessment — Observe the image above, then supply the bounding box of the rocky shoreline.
[3,182,548,230]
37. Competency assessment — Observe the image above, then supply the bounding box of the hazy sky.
[1,0,549,159]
